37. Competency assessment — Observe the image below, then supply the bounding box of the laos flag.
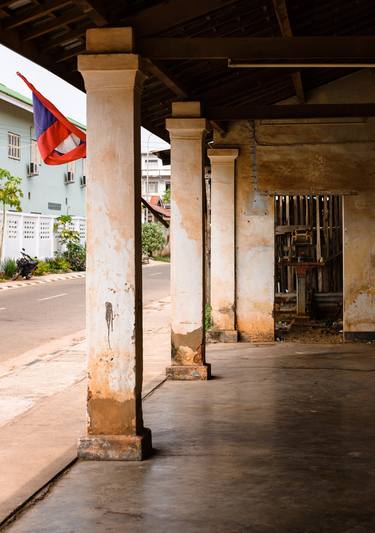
[17,72,86,165]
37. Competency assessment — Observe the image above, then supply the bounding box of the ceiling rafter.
[122,0,240,37]
[22,7,87,41]
[74,0,108,27]
[272,0,305,103]
[206,103,375,120]
[136,36,375,65]
[3,0,72,30]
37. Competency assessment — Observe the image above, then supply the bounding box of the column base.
[207,329,238,343]
[78,428,152,461]
[166,364,211,380]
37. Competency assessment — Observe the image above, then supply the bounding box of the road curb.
[0,272,86,291]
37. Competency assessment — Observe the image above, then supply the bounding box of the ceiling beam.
[137,37,375,65]
[74,0,108,26]
[3,0,72,30]
[272,0,305,103]
[122,0,240,37]
[205,103,375,120]
[22,8,87,41]
[142,58,188,99]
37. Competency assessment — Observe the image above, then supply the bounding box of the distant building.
[0,83,86,217]
[141,152,171,223]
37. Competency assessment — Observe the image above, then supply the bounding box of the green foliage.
[53,214,86,271]
[162,188,171,205]
[1,257,17,279]
[0,168,23,261]
[54,214,80,248]
[35,255,76,276]
[0,169,23,211]
[34,260,50,276]
[63,243,86,272]
[205,303,212,331]
[142,223,166,257]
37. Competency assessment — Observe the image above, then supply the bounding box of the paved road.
[0,263,170,362]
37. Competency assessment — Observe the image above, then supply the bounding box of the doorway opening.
[274,194,343,342]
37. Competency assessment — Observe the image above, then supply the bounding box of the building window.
[147,181,158,193]
[8,132,20,160]
[48,202,61,211]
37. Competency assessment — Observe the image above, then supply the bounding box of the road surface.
[0,262,170,362]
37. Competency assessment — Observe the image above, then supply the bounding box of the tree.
[163,187,171,205]
[0,169,23,261]
[54,215,86,271]
[142,222,166,257]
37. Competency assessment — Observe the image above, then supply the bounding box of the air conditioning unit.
[65,171,74,184]
[27,162,39,176]
[80,175,86,187]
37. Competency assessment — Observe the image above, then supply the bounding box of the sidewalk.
[0,296,170,524]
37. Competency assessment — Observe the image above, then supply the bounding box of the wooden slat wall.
[275,194,343,294]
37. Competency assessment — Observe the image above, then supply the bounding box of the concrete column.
[212,121,275,342]
[77,28,151,460]
[343,192,375,341]
[208,148,238,342]
[166,102,210,380]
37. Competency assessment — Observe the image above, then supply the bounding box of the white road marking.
[0,307,6,311]
[38,293,67,302]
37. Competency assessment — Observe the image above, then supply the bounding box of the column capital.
[208,148,239,164]
[166,118,207,140]
[78,53,145,92]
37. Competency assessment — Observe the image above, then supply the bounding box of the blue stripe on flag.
[32,93,57,137]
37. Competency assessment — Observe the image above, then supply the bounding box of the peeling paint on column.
[343,193,375,338]
[213,121,274,342]
[78,44,151,457]
[166,113,210,379]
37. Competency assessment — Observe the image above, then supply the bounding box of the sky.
[0,44,169,153]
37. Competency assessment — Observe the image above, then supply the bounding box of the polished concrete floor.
[6,342,375,533]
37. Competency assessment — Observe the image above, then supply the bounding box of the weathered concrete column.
[343,192,375,341]
[166,102,211,380]
[77,28,151,460]
[208,148,238,342]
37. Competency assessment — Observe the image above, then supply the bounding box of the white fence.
[1,211,86,261]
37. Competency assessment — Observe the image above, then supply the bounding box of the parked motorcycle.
[13,249,38,280]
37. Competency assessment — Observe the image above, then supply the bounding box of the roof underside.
[0,0,374,140]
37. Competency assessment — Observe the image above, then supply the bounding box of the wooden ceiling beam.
[122,0,240,37]
[206,103,375,120]
[74,0,108,27]
[3,0,72,29]
[22,8,87,41]
[137,36,375,65]
[272,0,305,103]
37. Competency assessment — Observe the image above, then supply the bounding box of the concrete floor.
[6,342,375,533]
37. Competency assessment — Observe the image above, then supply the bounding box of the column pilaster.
[208,148,238,342]
[166,102,211,380]
[77,28,151,460]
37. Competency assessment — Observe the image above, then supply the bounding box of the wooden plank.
[138,36,375,64]
[205,103,375,120]
[23,9,86,41]
[316,196,323,292]
[124,0,240,37]
[272,0,305,103]
[3,0,72,29]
